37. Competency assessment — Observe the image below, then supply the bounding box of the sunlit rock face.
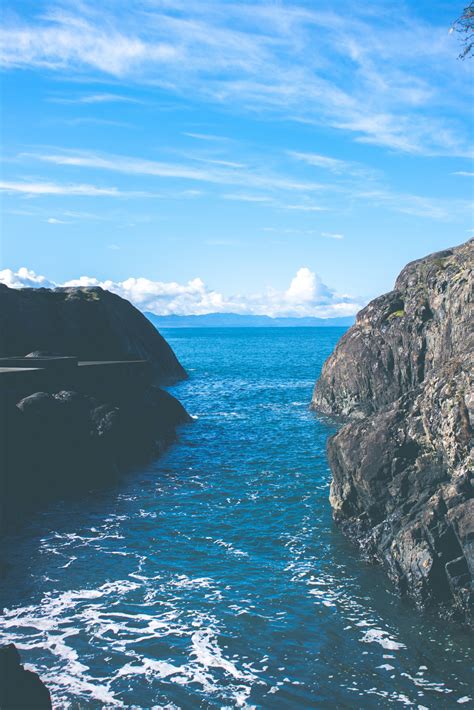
[313,239,473,626]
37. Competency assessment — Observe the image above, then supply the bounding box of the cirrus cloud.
[1,0,471,157]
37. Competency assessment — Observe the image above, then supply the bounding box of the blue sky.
[0,0,472,316]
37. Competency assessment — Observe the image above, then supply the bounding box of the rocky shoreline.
[312,239,473,626]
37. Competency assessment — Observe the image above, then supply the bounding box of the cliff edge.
[312,239,473,625]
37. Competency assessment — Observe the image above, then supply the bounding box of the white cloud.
[0,179,150,197]
[453,171,474,177]
[286,267,318,302]
[0,267,55,289]
[0,11,178,76]
[0,266,362,318]
[47,217,70,224]
[0,180,118,197]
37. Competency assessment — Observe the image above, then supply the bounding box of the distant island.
[145,312,355,328]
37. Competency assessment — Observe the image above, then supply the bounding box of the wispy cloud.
[0,10,178,75]
[289,151,375,178]
[183,132,230,142]
[322,232,344,240]
[22,148,328,193]
[47,217,70,224]
[355,188,468,220]
[283,203,327,212]
[1,1,471,156]
[50,92,143,104]
[0,264,362,318]
[223,193,273,203]
[452,171,474,177]
[63,117,134,128]
[0,179,148,197]
[8,149,469,220]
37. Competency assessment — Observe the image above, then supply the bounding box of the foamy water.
[0,328,472,708]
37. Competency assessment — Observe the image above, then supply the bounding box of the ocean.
[0,328,471,708]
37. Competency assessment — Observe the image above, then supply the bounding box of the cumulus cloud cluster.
[0,266,362,318]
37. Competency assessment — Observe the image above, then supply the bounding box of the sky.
[0,0,473,317]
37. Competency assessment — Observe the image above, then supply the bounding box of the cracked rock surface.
[312,239,473,625]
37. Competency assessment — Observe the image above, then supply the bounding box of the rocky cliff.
[0,285,190,529]
[312,239,473,625]
[0,284,186,384]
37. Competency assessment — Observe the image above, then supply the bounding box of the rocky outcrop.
[1,386,190,528]
[0,285,191,530]
[0,284,186,384]
[0,644,52,709]
[312,239,473,625]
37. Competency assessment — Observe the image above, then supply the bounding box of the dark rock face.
[0,285,192,530]
[1,385,191,529]
[312,240,473,625]
[0,644,52,709]
[0,284,186,384]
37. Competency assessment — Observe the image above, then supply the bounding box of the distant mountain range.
[145,312,355,328]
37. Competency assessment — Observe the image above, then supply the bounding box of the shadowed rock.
[312,239,473,625]
[1,384,191,529]
[0,284,187,384]
[0,644,52,709]
[0,286,192,531]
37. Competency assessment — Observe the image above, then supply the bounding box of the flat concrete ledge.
[0,356,78,369]
[0,356,153,401]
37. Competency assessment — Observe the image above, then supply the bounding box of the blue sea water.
[0,328,472,709]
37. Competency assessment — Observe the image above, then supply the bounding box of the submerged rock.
[0,644,52,709]
[312,239,473,625]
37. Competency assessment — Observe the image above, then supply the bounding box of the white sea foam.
[0,564,266,709]
[360,628,406,651]
[213,539,249,557]
[400,672,454,694]
[111,624,263,707]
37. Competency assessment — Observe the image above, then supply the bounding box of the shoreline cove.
[0,328,472,708]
